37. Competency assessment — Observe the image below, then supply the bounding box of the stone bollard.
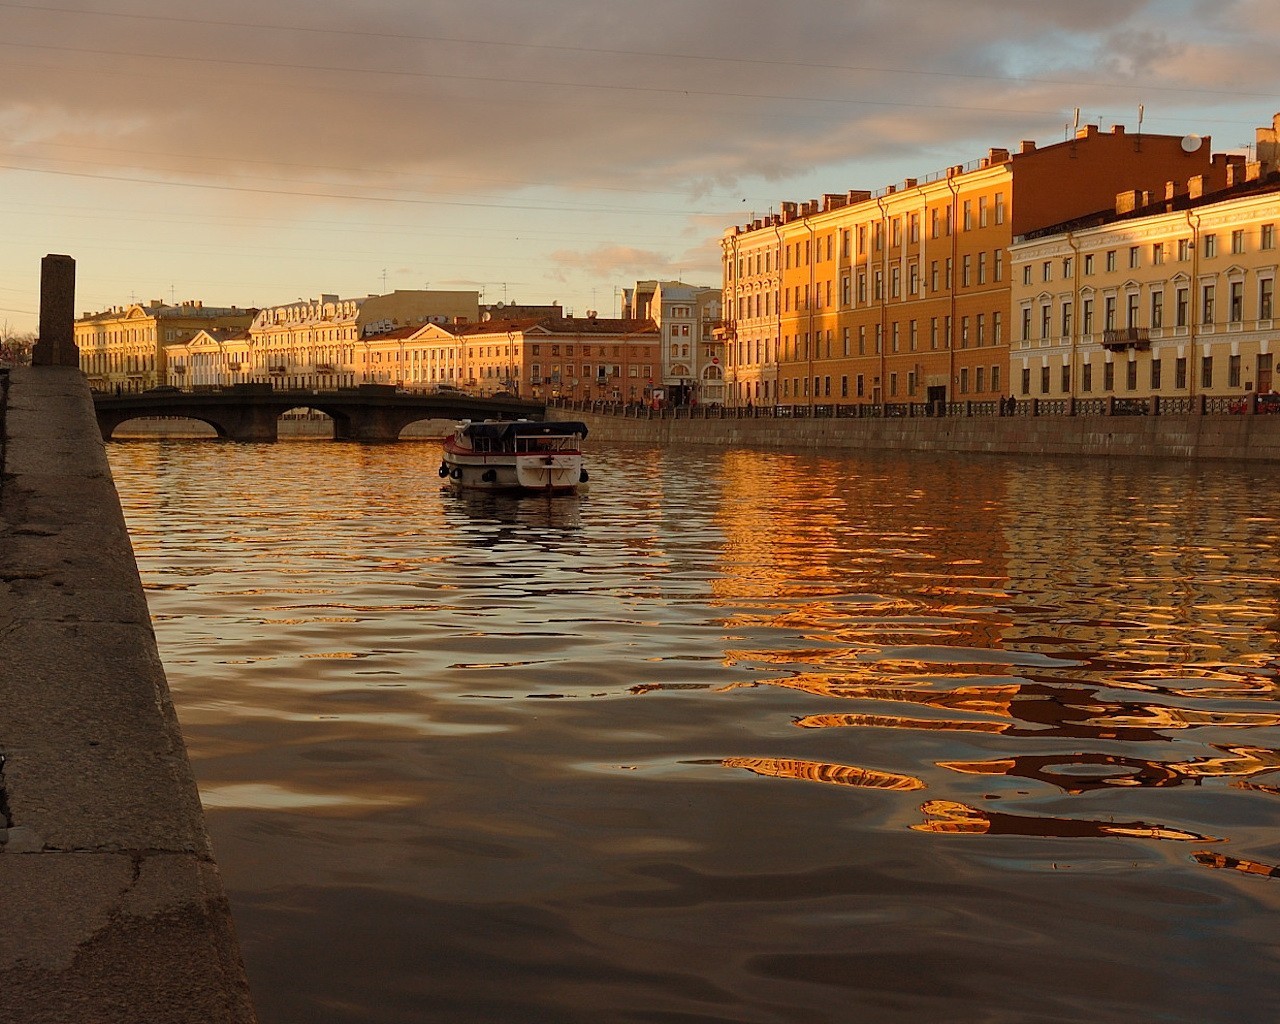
[32,254,78,367]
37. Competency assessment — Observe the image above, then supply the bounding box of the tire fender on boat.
[438,461,449,478]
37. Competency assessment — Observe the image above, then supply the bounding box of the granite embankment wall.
[555,408,1280,461]
[0,366,256,1023]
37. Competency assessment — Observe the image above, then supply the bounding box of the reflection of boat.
[440,419,589,494]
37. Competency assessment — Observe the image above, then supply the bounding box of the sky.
[2,0,1278,334]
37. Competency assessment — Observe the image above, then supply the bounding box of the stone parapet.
[562,409,1280,462]
[0,366,256,1023]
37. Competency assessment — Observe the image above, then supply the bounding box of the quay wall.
[554,409,1280,462]
[0,367,256,1023]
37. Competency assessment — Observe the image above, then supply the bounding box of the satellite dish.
[1181,134,1203,153]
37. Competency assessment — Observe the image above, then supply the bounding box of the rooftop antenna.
[1137,104,1144,149]
[381,268,388,293]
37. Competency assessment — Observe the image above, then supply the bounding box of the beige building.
[1009,152,1280,406]
[623,281,723,405]
[243,290,479,390]
[77,300,256,392]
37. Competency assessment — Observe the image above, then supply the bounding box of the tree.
[0,322,35,366]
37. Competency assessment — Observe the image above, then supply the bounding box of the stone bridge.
[92,384,546,441]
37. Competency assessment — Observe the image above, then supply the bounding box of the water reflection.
[107,440,1280,1024]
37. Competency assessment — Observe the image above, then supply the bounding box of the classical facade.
[279,314,663,401]
[1009,164,1280,403]
[721,122,1221,408]
[77,300,256,392]
[243,290,478,389]
[623,281,723,405]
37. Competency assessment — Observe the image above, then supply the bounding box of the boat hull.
[441,447,585,494]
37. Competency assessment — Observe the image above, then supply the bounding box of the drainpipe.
[1187,210,1201,403]
[1066,231,1080,406]
[946,174,961,409]
[875,194,889,405]
[806,215,816,411]
[724,234,739,407]
[772,217,784,407]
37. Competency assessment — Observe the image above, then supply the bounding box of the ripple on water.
[108,440,1280,1024]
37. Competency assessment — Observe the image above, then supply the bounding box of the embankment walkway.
[0,366,256,1023]
[554,401,1280,461]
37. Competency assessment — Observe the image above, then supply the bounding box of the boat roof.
[459,419,588,441]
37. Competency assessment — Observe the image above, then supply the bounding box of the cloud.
[546,245,674,281]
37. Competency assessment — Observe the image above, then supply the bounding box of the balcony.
[1101,327,1150,352]
[267,364,288,374]
[314,364,335,374]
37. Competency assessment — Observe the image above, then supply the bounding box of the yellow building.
[1009,157,1280,406]
[722,122,1217,409]
[77,300,256,392]
[242,290,479,390]
[364,315,661,400]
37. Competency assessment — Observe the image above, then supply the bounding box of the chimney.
[1020,139,1037,154]
[1115,190,1140,215]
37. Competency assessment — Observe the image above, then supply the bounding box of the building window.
[1151,358,1162,390]
[1084,253,1094,275]
[1021,367,1031,394]
[1042,260,1052,283]
[1040,365,1050,394]
[1230,353,1242,388]
[1126,361,1138,391]
[1204,234,1217,258]
[1104,296,1117,331]
[1175,357,1187,389]
[1082,298,1094,336]
[1232,229,1245,255]
[994,192,1005,224]
[1230,281,1244,323]
[1261,278,1274,321]
[1022,265,1032,286]
[1262,224,1275,250]
[978,196,988,228]
[1176,288,1189,327]
[1061,365,1070,393]
[1104,362,1115,391]
[991,365,1000,392]
[1151,290,1164,329]
[1106,250,1117,272]
[1202,284,1215,325]
[1202,355,1214,389]
[1152,243,1165,265]
[1082,363,1093,393]
[1129,246,1140,269]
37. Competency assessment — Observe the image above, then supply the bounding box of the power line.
[1,0,1272,101]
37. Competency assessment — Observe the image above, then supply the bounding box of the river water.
[106,437,1280,1024]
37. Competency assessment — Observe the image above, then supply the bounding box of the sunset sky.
[2,0,1276,334]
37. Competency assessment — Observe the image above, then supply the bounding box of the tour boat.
[440,419,589,494]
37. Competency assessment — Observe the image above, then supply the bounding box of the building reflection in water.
[691,450,1280,863]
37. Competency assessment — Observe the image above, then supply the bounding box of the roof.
[460,420,588,442]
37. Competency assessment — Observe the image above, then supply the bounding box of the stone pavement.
[0,366,256,1023]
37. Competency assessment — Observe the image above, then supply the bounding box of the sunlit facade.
[623,281,723,406]
[1009,161,1280,403]
[77,300,256,392]
[721,123,1219,408]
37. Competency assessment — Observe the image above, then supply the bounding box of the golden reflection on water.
[106,440,1280,1023]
